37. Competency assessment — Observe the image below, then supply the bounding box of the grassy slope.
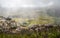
[0,26,60,38]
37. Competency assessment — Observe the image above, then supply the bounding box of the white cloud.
[0,0,54,18]
[0,0,54,8]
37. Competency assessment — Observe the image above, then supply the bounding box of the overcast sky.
[0,0,59,18]
[0,0,55,9]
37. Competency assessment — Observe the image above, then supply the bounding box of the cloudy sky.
[0,0,59,18]
[0,0,54,9]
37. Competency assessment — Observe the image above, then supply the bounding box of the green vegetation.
[0,25,60,38]
[27,16,54,26]
[0,12,59,38]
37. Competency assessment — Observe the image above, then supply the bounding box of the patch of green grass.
[0,26,60,38]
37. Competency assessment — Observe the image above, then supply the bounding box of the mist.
[0,0,59,18]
